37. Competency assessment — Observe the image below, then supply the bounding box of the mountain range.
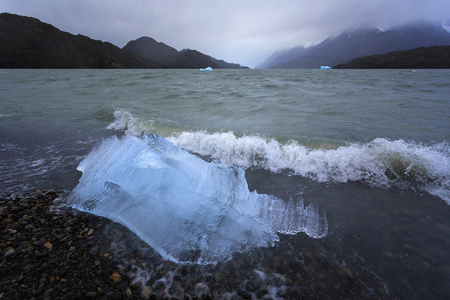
[2,12,450,70]
[122,37,247,69]
[0,13,247,69]
[258,21,450,69]
[0,13,160,68]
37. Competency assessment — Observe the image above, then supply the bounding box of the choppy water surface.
[1,69,449,298]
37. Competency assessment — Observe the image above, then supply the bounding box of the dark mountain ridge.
[0,13,247,69]
[260,21,450,69]
[334,45,450,69]
[122,37,248,69]
[0,13,160,68]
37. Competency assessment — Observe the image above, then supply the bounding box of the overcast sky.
[2,0,449,67]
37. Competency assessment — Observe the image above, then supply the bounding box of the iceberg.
[200,67,213,71]
[319,66,331,69]
[67,134,327,264]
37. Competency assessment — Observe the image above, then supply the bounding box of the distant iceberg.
[67,134,327,264]
[319,66,331,69]
[200,67,213,71]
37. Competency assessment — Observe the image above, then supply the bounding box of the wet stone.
[89,246,99,256]
[84,291,97,298]
[55,233,66,240]
[43,241,53,249]
[106,291,123,300]
[37,251,48,257]
[4,248,15,257]
[110,273,123,283]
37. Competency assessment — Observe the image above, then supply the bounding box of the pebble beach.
[0,191,309,300]
[2,189,450,299]
[1,190,149,299]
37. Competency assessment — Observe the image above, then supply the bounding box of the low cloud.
[3,0,449,66]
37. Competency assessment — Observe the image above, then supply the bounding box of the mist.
[2,0,449,67]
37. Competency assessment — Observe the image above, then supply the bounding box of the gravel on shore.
[8,189,412,300]
[0,190,305,300]
[0,190,152,299]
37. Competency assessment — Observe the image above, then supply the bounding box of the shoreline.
[1,190,306,299]
[0,190,149,299]
[2,190,449,299]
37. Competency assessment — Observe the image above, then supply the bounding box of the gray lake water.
[1,69,449,298]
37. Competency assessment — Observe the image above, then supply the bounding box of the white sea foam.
[0,142,78,193]
[107,109,155,135]
[169,131,450,204]
[0,113,20,119]
[107,110,450,204]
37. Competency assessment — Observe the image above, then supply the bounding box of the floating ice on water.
[200,67,213,71]
[319,66,331,69]
[67,134,327,264]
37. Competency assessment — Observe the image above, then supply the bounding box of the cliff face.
[333,46,450,69]
[0,13,161,68]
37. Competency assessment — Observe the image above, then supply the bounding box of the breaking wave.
[108,110,450,204]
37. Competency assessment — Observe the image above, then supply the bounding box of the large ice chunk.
[67,134,327,264]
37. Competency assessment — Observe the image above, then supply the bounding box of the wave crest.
[169,132,449,204]
[107,110,450,204]
[107,110,155,135]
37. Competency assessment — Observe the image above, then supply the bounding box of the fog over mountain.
[258,21,450,69]
[2,0,449,67]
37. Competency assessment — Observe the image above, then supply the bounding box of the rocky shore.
[1,190,150,299]
[0,191,304,300]
[2,189,448,299]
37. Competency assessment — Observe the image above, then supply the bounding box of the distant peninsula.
[334,46,450,69]
[0,13,248,69]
